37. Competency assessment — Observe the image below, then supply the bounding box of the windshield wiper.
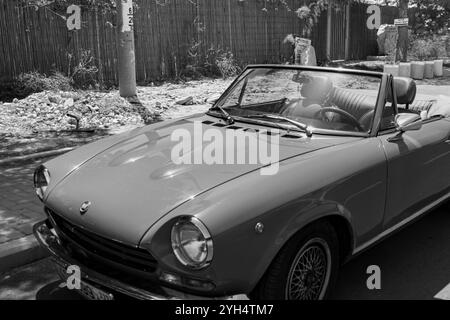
[208,105,235,125]
[245,114,313,137]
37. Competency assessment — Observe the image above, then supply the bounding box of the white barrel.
[424,61,434,79]
[410,62,425,80]
[433,60,444,77]
[384,64,399,76]
[398,63,411,77]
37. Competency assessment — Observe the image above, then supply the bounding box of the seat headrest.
[301,75,334,102]
[388,77,417,105]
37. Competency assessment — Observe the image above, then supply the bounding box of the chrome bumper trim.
[33,220,241,300]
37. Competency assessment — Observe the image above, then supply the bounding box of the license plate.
[55,263,114,300]
[79,281,114,300]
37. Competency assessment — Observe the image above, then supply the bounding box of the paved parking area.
[0,158,449,300]
[0,161,46,246]
[0,204,448,300]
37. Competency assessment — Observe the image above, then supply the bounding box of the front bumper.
[33,220,243,300]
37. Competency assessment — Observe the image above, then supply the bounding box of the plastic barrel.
[424,61,434,79]
[398,63,411,78]
[384,64,399,76]
[410,62,425,80]
[433,60,444,77]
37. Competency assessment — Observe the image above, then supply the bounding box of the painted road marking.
[435,283,450,300]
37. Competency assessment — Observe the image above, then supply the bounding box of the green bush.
[16,71,73,94]
[4,50,100,101]
[68,50,99,89]
[182,41,241,79]
[214,51,241,79]
[409,35,447,60]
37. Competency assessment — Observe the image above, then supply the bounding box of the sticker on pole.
[394,18,409,27]
[121,0,134,33]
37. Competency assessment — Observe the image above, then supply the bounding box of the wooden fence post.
[326,1,332,60]
[94,3,103,86]
[345,3,351,60]
[228,0,233,52]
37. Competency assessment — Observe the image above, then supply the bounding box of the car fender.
[140,138,386,296]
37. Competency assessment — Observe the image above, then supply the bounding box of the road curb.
[0,147,74,166]
[0,234,49,274]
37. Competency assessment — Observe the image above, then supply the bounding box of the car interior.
[223,71,449,134]
[281,75,378,132]
[281,75,449,132]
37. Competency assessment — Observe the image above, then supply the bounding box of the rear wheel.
[250,221,339,300]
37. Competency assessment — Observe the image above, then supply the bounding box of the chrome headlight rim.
[171,216,213,270]
[33,165,50,201]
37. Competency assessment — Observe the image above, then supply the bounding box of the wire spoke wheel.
[285,238,332,300]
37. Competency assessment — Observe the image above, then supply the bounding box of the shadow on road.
[1,204,449,300]
[332,204,450,300]
[36,281,82,300]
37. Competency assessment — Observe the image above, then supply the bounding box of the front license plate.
[54,263,114,300]
[79,281,114,300]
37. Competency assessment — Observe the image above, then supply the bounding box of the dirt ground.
[0,78,232,158]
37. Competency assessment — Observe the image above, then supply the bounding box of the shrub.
[409,36,446,60]
[182,41,241,79]
[68,50,99,89]
[16,71,73,94]
[182,41,206,79]
[213,51,241,79]
[9,50,99,100]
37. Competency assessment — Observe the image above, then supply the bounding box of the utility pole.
[117,0,137,97]
[396,0,409,62]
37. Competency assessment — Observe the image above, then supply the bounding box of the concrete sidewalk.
[0,161,48,273]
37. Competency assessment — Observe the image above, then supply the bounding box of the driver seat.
[282,76,334,119]
[331,88,377,131]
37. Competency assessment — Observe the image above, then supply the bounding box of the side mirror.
[395,113,422,132]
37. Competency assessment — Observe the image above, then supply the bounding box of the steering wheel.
[318,107,365,132]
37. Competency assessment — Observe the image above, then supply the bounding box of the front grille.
[47,209,158,273]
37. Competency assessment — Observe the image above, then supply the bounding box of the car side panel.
[140,138,388,295]
[380,118,450,229]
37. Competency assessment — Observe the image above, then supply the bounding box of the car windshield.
[213,68,381,134]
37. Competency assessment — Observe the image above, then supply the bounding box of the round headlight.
[33,165,50,201]
[171,217,213,269]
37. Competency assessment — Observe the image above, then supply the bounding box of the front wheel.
[250,221,340,300]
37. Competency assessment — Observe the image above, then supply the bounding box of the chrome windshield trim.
[205,113,370,138]
[207,65,381,139]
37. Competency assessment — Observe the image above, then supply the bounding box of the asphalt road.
[0,204,449,300]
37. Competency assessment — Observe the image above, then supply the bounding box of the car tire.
[250,221,340,300]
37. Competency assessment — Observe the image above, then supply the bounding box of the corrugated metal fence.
[0,0,406,83]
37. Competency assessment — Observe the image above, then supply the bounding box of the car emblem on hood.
[79,201,91,215]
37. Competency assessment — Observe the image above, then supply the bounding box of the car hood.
[46,115,360,246]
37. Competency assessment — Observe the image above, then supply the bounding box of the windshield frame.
[207,65,385,138]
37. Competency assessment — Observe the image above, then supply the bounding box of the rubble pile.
[0,91,148,135]
[0,78,232,136]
